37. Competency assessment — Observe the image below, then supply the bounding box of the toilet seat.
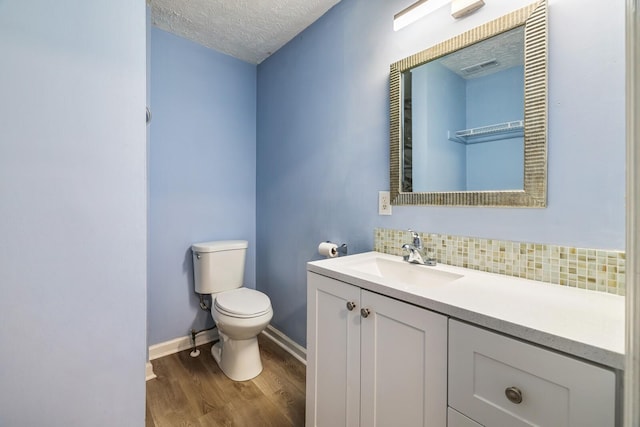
[214,288,272,318]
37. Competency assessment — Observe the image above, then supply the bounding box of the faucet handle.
[408,229,422,248]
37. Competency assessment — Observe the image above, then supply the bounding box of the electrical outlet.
[379,191,392,215]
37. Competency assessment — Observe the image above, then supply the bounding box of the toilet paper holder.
[334,242,348,256]
[318,241,348,258]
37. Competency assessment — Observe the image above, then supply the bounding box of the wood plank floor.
[146,335,306,427]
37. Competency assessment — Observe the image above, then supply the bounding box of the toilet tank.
[191,240,248,294]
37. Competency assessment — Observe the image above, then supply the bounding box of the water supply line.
[199,294,210,311]
[189,325,217,357]
[190,293,217,357]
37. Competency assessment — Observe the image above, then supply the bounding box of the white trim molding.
[261,325,307,366]
[148,328,219,361]
[146,362,157,381]
[145,326,305,382]
[625,0,640,425]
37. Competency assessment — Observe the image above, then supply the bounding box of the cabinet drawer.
[448,320,616,427]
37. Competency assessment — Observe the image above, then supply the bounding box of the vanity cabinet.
[307,252,622,427]
[448,320,616,427]
[306,272,448,427]
[447,408,482,427]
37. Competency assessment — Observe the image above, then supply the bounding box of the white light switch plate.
[379,191,392,215]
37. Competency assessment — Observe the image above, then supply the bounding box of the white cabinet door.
[447,408,483,427]
[449,320,616,427]
[306,273,361,427]
[360,290,448,427]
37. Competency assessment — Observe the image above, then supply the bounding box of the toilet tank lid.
[191,240,248,253]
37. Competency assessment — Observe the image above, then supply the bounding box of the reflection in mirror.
[403,27,525,192]
[390,0,547,207]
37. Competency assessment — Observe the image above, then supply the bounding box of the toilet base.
[211,335,263,381]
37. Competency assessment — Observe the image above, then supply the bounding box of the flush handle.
[346,301,356,311]
[360,308,371,318]
[196,253,201,260]
[505,386,523,404]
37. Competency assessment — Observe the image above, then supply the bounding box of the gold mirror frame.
[390,0,547,207]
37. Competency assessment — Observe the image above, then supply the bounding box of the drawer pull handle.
[346,301,356,311]
[360,308,371,318]
[505,387,523,404]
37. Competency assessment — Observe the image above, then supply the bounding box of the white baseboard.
[261,325,307,366]
[146,324,305,377]
[146,361,157,381]
[148,328,219,361]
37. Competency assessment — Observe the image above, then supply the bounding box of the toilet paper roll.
[318,242,338,258]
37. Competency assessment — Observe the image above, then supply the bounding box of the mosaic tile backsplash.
[374,228,626,296]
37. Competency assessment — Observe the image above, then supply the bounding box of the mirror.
[390,0,547,207]
[403,27,525,193]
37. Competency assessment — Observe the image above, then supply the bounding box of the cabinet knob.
[505,386,523,404]
[360,308,371,318]
[346,301,356,311]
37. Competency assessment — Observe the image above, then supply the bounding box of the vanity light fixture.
[451,0,485,19]
[393,0,450,31]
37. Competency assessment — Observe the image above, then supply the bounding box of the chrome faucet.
[402,230,436,266]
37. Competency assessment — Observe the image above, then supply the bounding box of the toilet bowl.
[191,240,273,381]
[210,287,273,381]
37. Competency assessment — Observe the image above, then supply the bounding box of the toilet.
[191,240,273,381]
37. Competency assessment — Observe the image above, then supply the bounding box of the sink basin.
[345,256,463,287]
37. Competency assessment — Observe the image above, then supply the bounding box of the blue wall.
[466,66,525,128]
[257,9,353,345]
[0,0,147,425]
[412,62,467,191]
[257,0,625,346]
[148,29,257,346]
[412,64,524,191]
[466,66,525,190]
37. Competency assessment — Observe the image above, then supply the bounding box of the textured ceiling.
[150,0,342,64]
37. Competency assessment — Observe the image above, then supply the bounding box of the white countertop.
[307,251,625,370]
